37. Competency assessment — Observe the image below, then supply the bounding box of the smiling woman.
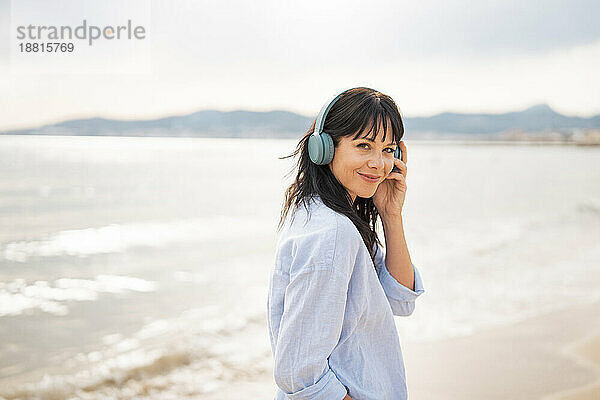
[268,87,424,400]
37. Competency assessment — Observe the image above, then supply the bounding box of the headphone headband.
[312,87,357,138]
[314,92,342,136]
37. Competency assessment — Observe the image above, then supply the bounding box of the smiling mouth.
[358,172,381,181]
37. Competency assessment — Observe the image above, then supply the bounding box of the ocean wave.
[2,215,272,262]
[0,307,271,400]
[577,198,600,215]
[0,275,158,317]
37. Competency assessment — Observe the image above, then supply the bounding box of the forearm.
[381,215,415,291]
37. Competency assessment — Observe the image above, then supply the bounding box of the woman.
[267,87,425,400]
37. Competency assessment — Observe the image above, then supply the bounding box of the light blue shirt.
[267,195,425,400]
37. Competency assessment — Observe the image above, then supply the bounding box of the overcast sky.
[1,0,599,130]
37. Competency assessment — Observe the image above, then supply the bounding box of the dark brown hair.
[277,87,405,265]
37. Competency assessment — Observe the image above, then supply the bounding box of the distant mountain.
[2,104,599,138]
[407,104,600,134]
[1,110,311,138]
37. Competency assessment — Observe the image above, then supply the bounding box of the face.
[328,121,397,203]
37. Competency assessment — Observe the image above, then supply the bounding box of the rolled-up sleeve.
[373,242,425,316]
[273,266,350,399]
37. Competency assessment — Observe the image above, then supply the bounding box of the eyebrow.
[355,137,396,146]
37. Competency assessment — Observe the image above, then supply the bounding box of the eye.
[384,147,396,154]
[357,143,370,150]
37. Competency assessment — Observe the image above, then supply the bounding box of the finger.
[387,171,406,186]
[399,140,407,164]
[387,170,405,181]
[394,157,407,174]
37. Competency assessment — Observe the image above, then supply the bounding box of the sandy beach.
[199,299,600,400]
[405,299,600,400]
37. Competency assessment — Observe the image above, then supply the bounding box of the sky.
[0,0,599,130]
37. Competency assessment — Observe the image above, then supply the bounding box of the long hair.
[277,87,405,266]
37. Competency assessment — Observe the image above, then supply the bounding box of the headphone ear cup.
[391,146,403,173]
[308,133,324,164]
[321,132,335,164]
[394,146,402,160]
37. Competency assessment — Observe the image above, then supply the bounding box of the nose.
[367,152,385,170]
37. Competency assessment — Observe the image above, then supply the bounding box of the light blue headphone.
[308,88,402,167]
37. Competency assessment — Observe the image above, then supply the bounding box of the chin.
[355,188,377,199]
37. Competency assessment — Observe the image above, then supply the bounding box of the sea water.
[0,135,598,399]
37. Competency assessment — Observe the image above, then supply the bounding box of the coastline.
[2,299,599,399]
[543,327,600,399]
